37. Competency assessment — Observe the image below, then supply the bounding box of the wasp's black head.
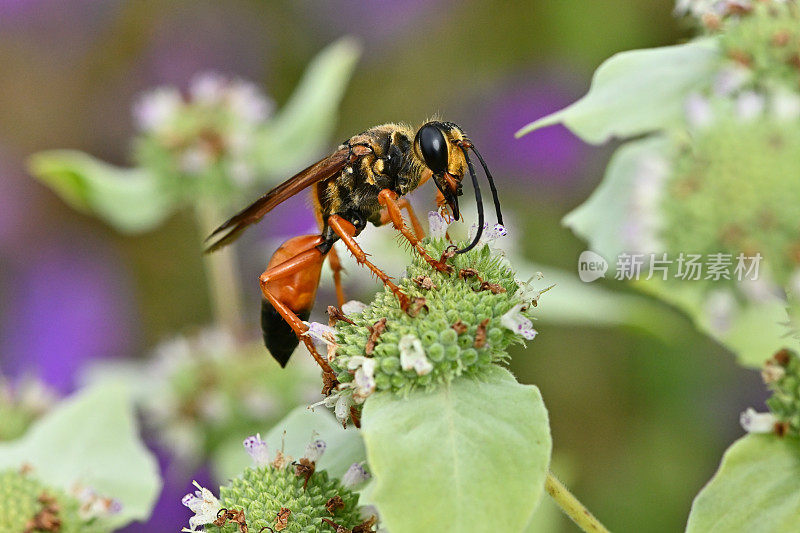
[414,120,504,254]
[414,121,466,220]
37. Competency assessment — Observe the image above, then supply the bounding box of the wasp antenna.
[455,147,485,254]
[469,145,503,226]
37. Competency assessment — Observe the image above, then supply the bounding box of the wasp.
[205,121,503,379]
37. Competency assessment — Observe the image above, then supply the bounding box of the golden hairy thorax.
[311,122,469,230]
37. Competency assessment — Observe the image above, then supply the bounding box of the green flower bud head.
[141,328,319,464]
[0,469,118,533]
[326,225,543,404]
[132,73,273,200]
[184,435,370,532]
[763,348,800,437]
[659,100,800,292]
[719,2,800,90]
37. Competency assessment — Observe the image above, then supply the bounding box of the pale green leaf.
[515,39,720,144]
[255,38,361,179]
[0,381,161,528]
[515,258,679,341]
[211,405,366,481]
[28,150,174,233]
[362,366,551,533]
[686,434,800,533]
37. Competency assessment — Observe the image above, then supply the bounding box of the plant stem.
[195,199,245,335]
[546,471,610,533]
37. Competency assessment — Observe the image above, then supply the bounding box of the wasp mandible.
[205,121,503,379]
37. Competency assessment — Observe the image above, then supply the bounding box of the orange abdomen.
[261,235,327,367]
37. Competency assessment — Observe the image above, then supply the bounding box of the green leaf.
[515,39,720,144]
[28,150,175,233]
[361,366,551,533]
[686,434,800,533]
[0,381,161,528]
[254,37,361,179]
[211,405,366,481]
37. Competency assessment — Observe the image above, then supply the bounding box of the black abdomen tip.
[261,300,310,367]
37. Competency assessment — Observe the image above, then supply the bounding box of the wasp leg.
[327,245,346,308]
[380,197,425,240]
[378,189,453,274]
[259,240,335,376]
[327,215,410,311]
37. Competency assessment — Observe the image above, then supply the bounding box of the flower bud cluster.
[140,328,318,464]
[132,72,273,192]
[0,468,118,533]
[762,348,800,436]
[183,435,372,532]
[326,229,543,408]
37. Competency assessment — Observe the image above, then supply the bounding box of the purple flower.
[243,433,270,466]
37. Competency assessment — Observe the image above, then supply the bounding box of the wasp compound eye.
[416,124,448,175]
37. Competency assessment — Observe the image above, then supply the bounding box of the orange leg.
[259,243,334,376]
[327,215,410,311]
[378,189,453,273]
[380,197,425,240]
[327,245,346,307]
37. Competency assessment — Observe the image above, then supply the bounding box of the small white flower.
[623,151,669,253]
[736,91,766,121]
[198,390,229,426]
[713,66,750,97]
[500,304,537,340]
[342,299,368,315]
[398,335,433,375]
[771,90,800,121]
[133,87,182,132]
[72,485,122,520]
[334,392,354,424]
[740,408,777,434]
[515,275,555,306]
[189,72,226,105]
[428,210,449,240]
[181,481,222,532]
[303,321,338,346]
[685,93,713,130]
[242,389,278,418]
[761,362,786,384]
[675,0,752,18]
[227,79,273,124]
[179,145,213,175]
[348,356,377,399]
[468,222,508,249]
[243,433,270,466]
[342,462,371,488]
[16,378,56,415]
[303,438,327,462]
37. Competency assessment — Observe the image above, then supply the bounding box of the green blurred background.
[0,1,765,531]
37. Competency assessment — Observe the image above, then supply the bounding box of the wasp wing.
[205,147,350,253]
